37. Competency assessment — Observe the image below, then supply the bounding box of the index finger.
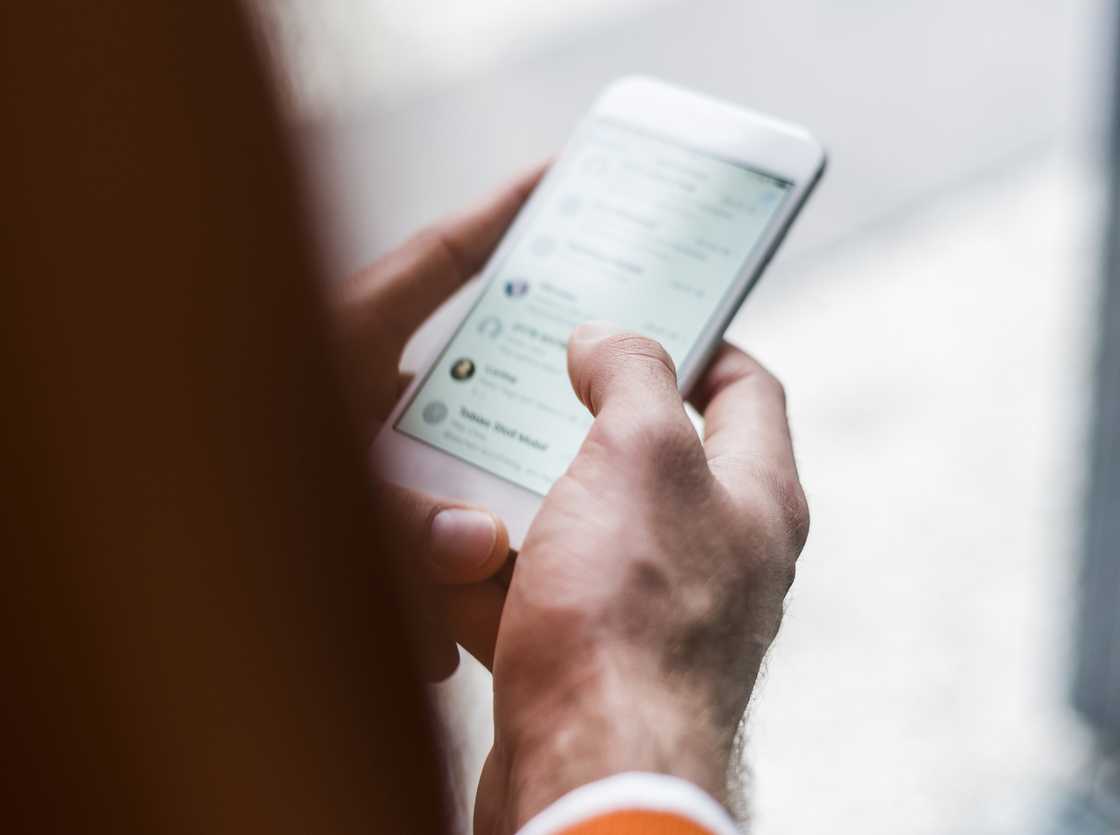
[339,163,546,357]
[687,342,800,498]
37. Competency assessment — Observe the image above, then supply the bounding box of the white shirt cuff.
[515,772,741,835]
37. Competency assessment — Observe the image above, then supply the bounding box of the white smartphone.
[373,76,826,550]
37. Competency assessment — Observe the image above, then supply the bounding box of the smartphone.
[372,76,826,549]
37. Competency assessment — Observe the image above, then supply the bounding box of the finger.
[374,484,511,584]
[687,341,801,500]
[341,163,546,358]
[438,580,508,670]
[566,321,703,476]
[567,322,692,424]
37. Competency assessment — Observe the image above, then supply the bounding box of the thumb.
[567,321,695,439]
[374,484,510,584]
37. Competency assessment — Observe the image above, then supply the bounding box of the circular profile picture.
[450,357,476,381]
[421,401,448,425]
[503,278,530,299]
[476,315,503,339]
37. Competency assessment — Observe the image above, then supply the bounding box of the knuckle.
[408,225,440,256]
[411,224,443,250]
[758,367,788,407]
[771,475,810,551]
[732,472,808,571]
[411,225,463,279]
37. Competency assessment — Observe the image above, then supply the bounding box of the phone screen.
[396,118,792,496]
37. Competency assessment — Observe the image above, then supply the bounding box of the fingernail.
[572,320,623,343]
[430,508,497,571]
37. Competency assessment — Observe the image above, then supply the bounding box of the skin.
[478,327,808,832]
[337,168,809,832]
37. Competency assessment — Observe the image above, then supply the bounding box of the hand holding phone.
[476,328,810,830]
[373,76,825,550]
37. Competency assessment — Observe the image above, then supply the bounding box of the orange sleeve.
[560,810,716,835]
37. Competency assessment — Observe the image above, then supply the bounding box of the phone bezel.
[370,76,826,551]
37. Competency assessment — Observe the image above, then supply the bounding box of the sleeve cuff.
[514,772,741,835]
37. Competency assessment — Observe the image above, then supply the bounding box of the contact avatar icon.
[450,358,476,381]
[477,316,503,338]
[503,278,530,299]
[421,401,448,425]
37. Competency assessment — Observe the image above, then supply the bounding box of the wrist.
[496,649,734,828]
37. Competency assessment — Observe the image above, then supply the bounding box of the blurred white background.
[250,2,1115,832]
